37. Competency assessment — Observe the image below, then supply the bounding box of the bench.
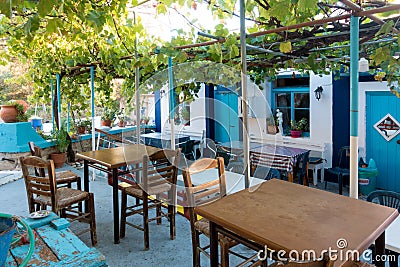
[6,213,107,267]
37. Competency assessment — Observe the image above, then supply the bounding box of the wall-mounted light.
[159,89,166,97]
[314,86,323,101]
[358,57,369,72]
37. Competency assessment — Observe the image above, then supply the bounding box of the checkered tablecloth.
[250,144,309,172]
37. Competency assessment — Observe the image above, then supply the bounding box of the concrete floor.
[3,163,377,267]
[0,164,262,267]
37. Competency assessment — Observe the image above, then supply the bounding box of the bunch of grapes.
[374,71,386,82]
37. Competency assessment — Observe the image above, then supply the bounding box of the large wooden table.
[77,144,161,244]
[195,179,399,267]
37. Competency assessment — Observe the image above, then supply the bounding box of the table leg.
[375,231,385,267]
[112,168,120,244]
[288,172,294,183]
[209,221,219,267]
[83,160,89,212]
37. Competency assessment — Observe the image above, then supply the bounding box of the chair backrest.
[28,141,42,157]
[140,149,181,201]
[199,138,217,159]
[20,156,58,213]
[180,140,200,160]
[182,157,226,224]
[295,151,310,183]
[337,146,350,169]
[27,142,45,176]
[366,190,400,212]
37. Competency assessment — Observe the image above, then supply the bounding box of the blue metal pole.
[67,102,70,132]
[349,15,359,199]
[168,57,175,148]
[90,66,95,151]
[56,74,61,129]
[50,79,54,132]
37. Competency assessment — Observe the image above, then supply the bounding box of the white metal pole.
[240,0,250,188]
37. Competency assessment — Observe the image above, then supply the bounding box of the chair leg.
[220,242,230,267]
[168,204,176,240]
[77,179,82,212]
[143,193,149,250]
[192,231,200,267]
[338,174,343,195]
[88,193,97,246]
[120,190,128,238]
[156,201,162,225]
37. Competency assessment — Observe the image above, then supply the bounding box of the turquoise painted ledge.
[75,125,155,141]
[0,123,156,153]
[0,122,52,153]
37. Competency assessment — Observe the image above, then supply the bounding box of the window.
[272,77,310,134]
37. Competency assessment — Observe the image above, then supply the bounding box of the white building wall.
[161,83,206,139]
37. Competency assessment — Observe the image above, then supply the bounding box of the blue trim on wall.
[205,84,214,140]
[332,74,350,167]
[154,90,161,132]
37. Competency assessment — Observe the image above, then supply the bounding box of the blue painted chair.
[325,146,350,195]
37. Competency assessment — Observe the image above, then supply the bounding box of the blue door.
[366,91,400,192]
[214,89,239,143]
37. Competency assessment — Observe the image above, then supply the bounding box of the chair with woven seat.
[120,149,181,250]
[20,156,97,246]
[367,190,400,267]
[182,157,260,267]
[28,141,81,190]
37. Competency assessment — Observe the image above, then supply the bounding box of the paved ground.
[1,164,262,267]
[2,165,373,267]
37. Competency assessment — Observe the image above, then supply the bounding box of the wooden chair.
[120,149,181,250]
[20,156,97,246]
[183,157,259,267]
[28,141,81,190]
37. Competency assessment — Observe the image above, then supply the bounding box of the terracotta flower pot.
[0,105,18,123]
[101,120,112,127]
[50,152,66,168]
[267,125,278,134]
[77,126,86,134]
[118,121,127,127]
[290,130,302,138]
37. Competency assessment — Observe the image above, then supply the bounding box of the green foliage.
[52,127,70,153]
[290,118,308,131]
[101,100,119,121]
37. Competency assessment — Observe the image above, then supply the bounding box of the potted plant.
[116,108,129,127]
[141,116,150,125]
[50,127,70,168]
[75,119,91,134]
[0,101,28,123]
[101,106,117,127]
[290,118,307,138]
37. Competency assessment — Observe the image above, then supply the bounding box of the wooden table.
[6,213,107,267]
[77,144,161,244]
[250,144,309,182]
[195,179,399,267]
